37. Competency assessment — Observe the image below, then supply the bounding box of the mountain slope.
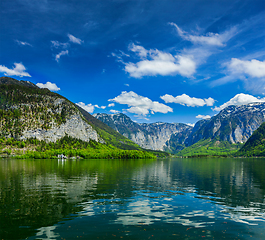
[176,102,265,156]
[76,106,142,150]
[236,122,265,157]
[0,77,101,142]
[185,103,265,146]
[0,77,143,151]
[93,113,192,152]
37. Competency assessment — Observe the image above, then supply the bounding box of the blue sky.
[1,0,265,124]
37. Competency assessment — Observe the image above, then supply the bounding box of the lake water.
[0,158,264,240]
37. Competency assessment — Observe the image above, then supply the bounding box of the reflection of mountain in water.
[0,158,264,239]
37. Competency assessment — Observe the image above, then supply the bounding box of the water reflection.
[0,158,264,239]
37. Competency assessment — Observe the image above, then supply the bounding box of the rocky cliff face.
[185,102,265,146]
[93,113,192,151]
[0,77,101,143]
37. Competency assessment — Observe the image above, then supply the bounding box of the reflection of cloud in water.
[79,201,95,217]
[115,199,166,225]
[36,226,59,240]
[114,191,265,228]
[221,205,265,225]
[115,198,215,228]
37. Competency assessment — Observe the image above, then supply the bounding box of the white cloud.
[170,23,237,47]
[110,110,120,114]
[124,83,129,87]
[186,123,195,127]
[128,43,148,58]
[160,94,215,107]
[76,102,106,113]
[108,103,115,107]
[227,58,265,78]
[124,45,196,78]
[55,50,69,62]
[95,105,106,109]
[196,114,211,119]
[67,34,83,45]
[108,91,173,117]
[15,40,32,47]
[114,23,238,79]
[76,102,95,113]
[0,63,31,77]
[213,93,265,111]
[36,82,60,91]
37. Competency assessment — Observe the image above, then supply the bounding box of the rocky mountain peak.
[186,102,265,145]
[93,113,192,152]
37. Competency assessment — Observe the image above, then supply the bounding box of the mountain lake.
[0,157,264,240]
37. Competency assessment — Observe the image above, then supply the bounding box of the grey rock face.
[93,113,192,151]
[1,93,102,143]
[185,102,265,146]
[21,114,100,142]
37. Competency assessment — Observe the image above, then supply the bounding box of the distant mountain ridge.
[93,113,192,152]
[94,102,265,154]
[185,102,265,146]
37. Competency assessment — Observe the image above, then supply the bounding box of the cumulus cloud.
[196,114,211,119]
[55,50,69,62]
[226,58,265,78]
[169,23,237,47]
[128,43,148,58]
[213,93,265,111]
[160,94,215,107]
[110,110,120,114]
[125,54,196,78]
[67,34,83,45]
[108,103,115,107]
[108,91,173,117]
[76,102,106,113]
[76,102,95,113]
[36,82,60,91]
[0,63,31,77]
[95,104,106,109]
[113,23,238,79]
[112,44,196,78]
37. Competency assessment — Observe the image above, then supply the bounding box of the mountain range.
[94,102,265,154]
[93,113,192,153]
[1,76,265,157]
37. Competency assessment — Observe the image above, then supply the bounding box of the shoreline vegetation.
[1,134,264,160]
[0,136,157,160]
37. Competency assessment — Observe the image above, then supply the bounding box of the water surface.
[0,158,264,239]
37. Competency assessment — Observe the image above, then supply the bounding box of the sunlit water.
[0,158,264,239]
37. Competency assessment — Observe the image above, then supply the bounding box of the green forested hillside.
[0,77,161,159]
[0,135,156,159]
[177,138,242,157]
[236,122,265,157]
